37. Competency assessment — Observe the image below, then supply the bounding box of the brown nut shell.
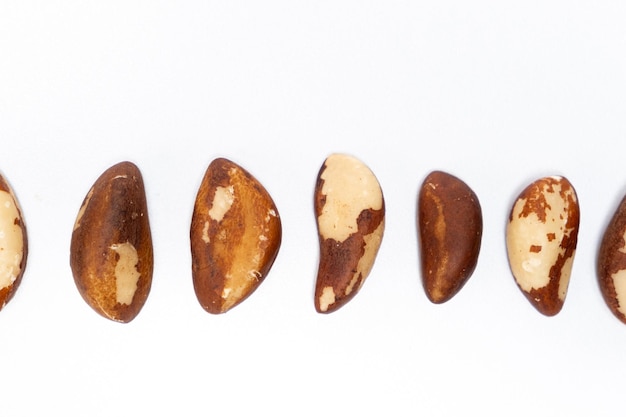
[70,161,153,323]
[506,176,579,316]
[418,171,482,303]
[191,158,282,314]
[0,174,28,311]
[598,194,626,324]
[314,153,385,314]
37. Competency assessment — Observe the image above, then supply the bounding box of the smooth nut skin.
[506,176,579,316]
[597,194,626,325]
[314,154,385,314]
[70,161,153,323]
[418,171,482,304]
[0,174,28,311]
[191,158,282,314]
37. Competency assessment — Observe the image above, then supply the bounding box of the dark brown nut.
[0,174,28,311]
[418,171,482,303]
[70,161,153,323]
[314,153,385,313]
[598,194,626,324]
[506,176,579,316]
[191,158,281,314]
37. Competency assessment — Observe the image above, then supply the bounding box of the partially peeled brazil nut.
[314,153,385,313]
[0,173,28,311]
[190,158,282,314]
[506,175,579,316]
[70,161,153,323]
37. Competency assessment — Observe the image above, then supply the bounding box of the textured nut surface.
[506,176,579,316]
[418,171,482,303]
[314,153,385,313]
[0,174,28,311]
[70,161,153,323]
[598,194,626,324]
[191,158,281,314]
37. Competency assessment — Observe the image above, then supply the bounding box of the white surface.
[1,1,625,416]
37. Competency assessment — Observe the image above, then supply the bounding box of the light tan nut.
[0,174,28,311]
[506,176,579,316]
[597,194,626,325]
[418,171,482,303]
[70,161,153,323]
[191,158,282,314]
[314,153,385,313]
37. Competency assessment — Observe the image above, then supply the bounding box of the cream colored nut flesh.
[317,154,384,242]
[314,153,385,313]
[506,176,579,316]
[0,192,24,289]
[614,267,626,318]
[0,175,28,311]
[110,242,141,305]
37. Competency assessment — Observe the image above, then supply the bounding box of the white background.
[1,1,625,416]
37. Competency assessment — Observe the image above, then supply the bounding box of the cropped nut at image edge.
[70,161,154,323]
[0,173,28,311]
[598,193,626,325]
